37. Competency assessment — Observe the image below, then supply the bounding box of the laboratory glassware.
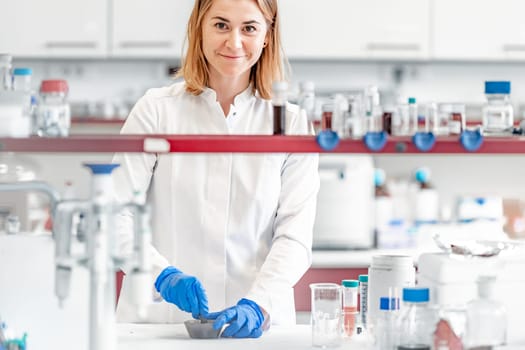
[342,279,359,337]
[272,81,288,135]
[482,81,513,134]
[310,283,343,347]
[35,79,71,137]
[374,297,400,350]
[397,287,436,350]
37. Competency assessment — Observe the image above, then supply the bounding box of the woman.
[114,0,319,338]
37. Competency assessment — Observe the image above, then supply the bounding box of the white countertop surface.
[117,323,525,350]
[117,323,374,350]
[311,248,423,268]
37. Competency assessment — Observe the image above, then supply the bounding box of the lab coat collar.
[201,85,255,108]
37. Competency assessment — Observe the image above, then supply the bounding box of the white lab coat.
[114,82,319,325]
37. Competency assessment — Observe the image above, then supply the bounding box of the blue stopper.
[412,132,436,152]
[13,67,32,76]
[459,130,483,152]
[408,97,416,104]
[363,131,388,152]
[402,287,430,303]
[316,130,340,151]
[84,163,120,175]
[374,168,386,186]
[414,167,430,183]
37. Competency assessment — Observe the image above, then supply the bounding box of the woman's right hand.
[154,266,209,319]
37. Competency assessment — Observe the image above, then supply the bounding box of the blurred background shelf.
[2,135,525,154]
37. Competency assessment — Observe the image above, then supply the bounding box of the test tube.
[342,279,359,337]
[359,274,369,329]
[272,81,288,135]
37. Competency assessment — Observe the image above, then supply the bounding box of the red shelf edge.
[1,135,525,154]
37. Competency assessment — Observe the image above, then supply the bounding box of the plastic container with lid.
[12,68,32,93]
[367,255,415,331]
[397,287,437,350]
[374,297,400,350]
[341,279,359,337]
[482,81,513,134]
[35,79,71,137]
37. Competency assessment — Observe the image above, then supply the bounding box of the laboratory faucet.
[0,164,152,350]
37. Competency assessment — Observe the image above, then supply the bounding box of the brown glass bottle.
[273,105,286,135]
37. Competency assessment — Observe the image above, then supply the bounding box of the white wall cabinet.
[0,0,107,58]
[110,0,193,58]
[280,0,430,60]
[432,0,525,61]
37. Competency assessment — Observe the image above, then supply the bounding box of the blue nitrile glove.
[154,266,209,319]
[206,298,265,338]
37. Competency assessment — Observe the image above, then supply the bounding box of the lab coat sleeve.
[245,105,320,322]
[112,93,170,287]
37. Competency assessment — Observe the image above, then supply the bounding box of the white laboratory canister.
[367,255,415,330]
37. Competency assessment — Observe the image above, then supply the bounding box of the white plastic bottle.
[482,81,513,134]
[465,276,507,348]
[367,255,415,331]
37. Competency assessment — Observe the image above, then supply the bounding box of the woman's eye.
[244,25,257,33]
[215,22,228,30]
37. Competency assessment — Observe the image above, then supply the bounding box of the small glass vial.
[359,274,369,330]
[426,102,438,134]
[0,54,13,91]
[342,279,359,337]
[272,81,288,135]
[374,297,400,350]
[12,68,32,93]
[408,97,418,134]
[321,102,334,131]
[482,81,513,133]
[36,79,71,137]
[465,275,507,349]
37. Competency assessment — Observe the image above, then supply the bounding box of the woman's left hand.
[205,298,264,338]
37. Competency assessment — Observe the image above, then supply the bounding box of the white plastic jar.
[367,255,415,332]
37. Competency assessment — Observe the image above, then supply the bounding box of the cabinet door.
[280,0,429,60]
[0,0,107,58]
[111,0,194,58]
[433,0,525,60]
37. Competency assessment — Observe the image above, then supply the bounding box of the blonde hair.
[178,0,287,99]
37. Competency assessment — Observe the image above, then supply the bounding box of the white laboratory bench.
[117,323,525,350]
[311,248,422,268]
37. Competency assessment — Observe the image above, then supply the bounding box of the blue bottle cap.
[13,67,32,76]
[342,279,359,288]
[84,163,120,175]
[379,297,400,310]
[485,81,511,94]
[402,287,430,303]
[374,168,386,186]
[414,167,430,183]
[358,275,368,283]
[408,97,416,104]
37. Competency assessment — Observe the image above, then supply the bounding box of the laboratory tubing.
[36,79,71,137]
[367,255,415,331]
[0,54,12,91]
[310,283,343,348]
[359,274,369,329]
[408,97,418,134]
[298,81,316,122]
[465,275,507,348]
[342,279,359,337]
[374,297,400,350]
[482,81,513,134]
[397,287,436,350]
[321,103,334,131]
[272,81,288,135]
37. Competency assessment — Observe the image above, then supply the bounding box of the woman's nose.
[226,30,243,49]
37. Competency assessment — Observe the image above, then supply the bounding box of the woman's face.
[202,0,268,83]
